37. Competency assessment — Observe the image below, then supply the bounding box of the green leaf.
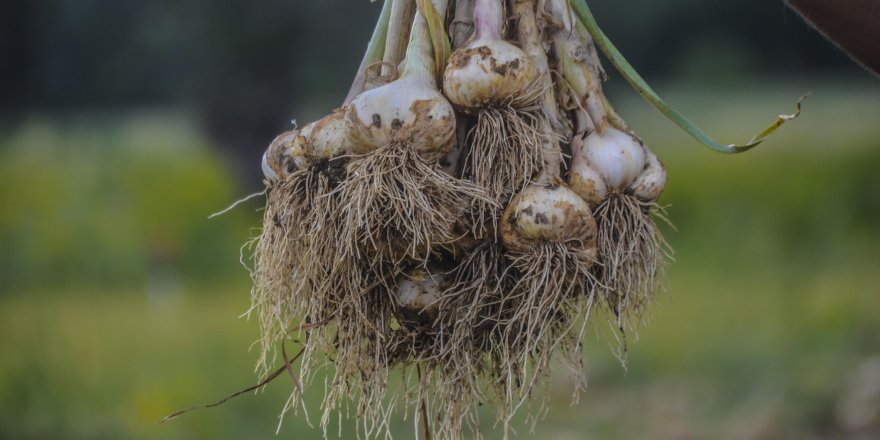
[570,0,806,154]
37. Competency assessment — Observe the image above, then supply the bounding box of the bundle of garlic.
[249,0,804,438]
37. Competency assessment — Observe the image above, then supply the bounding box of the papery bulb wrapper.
[307,108,350,159]
[569,155,608,208]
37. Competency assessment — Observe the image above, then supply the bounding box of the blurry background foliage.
[1,0,879,439]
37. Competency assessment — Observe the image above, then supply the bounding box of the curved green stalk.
[345,0,394,105]
[570,0,806,154]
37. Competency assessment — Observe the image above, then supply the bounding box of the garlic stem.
[572,17,632,132]
[536,117,562,184]
[512,0,566,135]
[512,0,565,183]
[345,0,394,105]
[383,0,417,77]
[473,0,502,41]
[550,0,610,132]
[573,108,594,139]
[555,40,608,131]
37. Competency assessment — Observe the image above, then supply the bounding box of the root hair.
[593,192,671,335]
[464,105,545,234]
[338,143,493,266]
[249,156,353,395]
[462,79,550,237]
[495,240,598,429]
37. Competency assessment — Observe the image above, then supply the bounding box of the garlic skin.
[500,184,597,253]
[443,0,537,109]
[583,127,646,190]
[261,130,308,183]
[630,148,666,203]
[307,107,349,159]
[395,268,451,322]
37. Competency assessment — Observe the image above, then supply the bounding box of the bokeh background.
[1,0,879,438]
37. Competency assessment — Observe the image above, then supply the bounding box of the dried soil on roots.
[338,143,493,265]
[593,192,671,334]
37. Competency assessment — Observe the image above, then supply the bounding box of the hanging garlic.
[442,0,538,109]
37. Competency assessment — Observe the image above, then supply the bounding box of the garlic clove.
[630,147,667,203]
[261,130,308,183]
[569,155,609,208]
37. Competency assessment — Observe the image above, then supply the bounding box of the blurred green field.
[1,80,879,439]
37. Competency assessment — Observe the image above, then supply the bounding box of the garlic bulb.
[261,130,308,183]
[345,0,455,162]
[442,0,538,109]
[395,268,451,322]
[500,184,597,253]
[261,106,352,184]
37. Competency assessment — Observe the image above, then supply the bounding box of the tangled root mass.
[338,143,492,265]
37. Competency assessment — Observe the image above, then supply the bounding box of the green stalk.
[345,0,394,105]
[570,0,805,154]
